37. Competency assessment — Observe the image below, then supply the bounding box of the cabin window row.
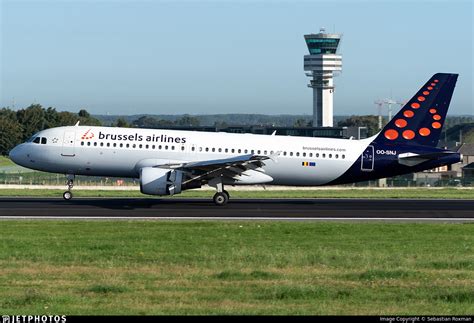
[80,141,345,159]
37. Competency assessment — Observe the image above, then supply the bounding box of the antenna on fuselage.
[74,121,80,126]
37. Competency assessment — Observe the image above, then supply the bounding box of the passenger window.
[212,148,215,152]
[316,153,319,158]
[126,143,129,148]
[225,148,229,153]
[113,143,117,147]
[139,144,142,149]
[87,142,91,146]
[283,152,287,156]
[94,142,97,146]
[329,154,332,158]
[231,149,235,153]
[296,152,300,157]
[335,154,339,159]
[172,146,175,150]
[205,147,209,152]
[245,149,248,154]
[152,145,155,149]
[309,153,313,157]
[145,144,149,149]
[81,142,84,146]
[131,144,135,148]
[33,137,41,144]
[41,137,47,144]
[100,142,104,147]
[289,152,293,156]
[191,146,195,151]
[181,146,185,151]
[303,152,306,157]
[264,150,267,155]
[107,143,111,147]
[165,145,168,150]
[251,150,255,154]
[218,148,222,152]
[238,149,241,153]
[342,154,346,159]
[322,153,326,158]
[120,143,123,148]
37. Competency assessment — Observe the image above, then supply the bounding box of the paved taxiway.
[0,198,473,221]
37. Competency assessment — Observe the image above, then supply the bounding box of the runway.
[0,198,473,221]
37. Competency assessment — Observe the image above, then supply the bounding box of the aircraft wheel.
[213,192,229,206]
[223,190,230,200]
[63,191,73,200]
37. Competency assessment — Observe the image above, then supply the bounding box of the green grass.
[0,156,14,167]
[0,188,473,199]
[0,221,473,315]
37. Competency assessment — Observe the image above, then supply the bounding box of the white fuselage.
[10,126,373,186]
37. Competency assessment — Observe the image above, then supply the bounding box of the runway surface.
[0,198,473,221]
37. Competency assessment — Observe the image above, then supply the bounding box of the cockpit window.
[41,137,47,144]
[33,137,41,144]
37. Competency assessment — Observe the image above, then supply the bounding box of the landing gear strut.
[210,177,229,206]
[63,174,75,200]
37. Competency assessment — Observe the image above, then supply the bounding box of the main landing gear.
[210,177,229,206]
[63,174,75,200]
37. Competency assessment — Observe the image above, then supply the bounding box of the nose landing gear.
[63,174,75,200]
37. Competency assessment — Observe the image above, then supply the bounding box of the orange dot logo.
[417,96,425,102]
[419,128,431,137]
[434,79,439,83]
[433,114,442,120]
[427,86,433,90]
[402,130,415,140]
[404,110,415,118]
[384,129,399,140]
[423,91,430,95]
[411,103,420,109]
[431,83,436,86]
[429,108,437,114]
[432,122,442,129]
[395,119,407,128]
[81,129,95,140]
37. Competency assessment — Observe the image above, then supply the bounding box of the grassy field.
[0,221,472,315]
[0,156,13,167]
[0,188,473,199]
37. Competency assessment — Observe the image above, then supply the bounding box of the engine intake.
[139,167,183,196]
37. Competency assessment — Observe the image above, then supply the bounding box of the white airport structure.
[304,28,342,127]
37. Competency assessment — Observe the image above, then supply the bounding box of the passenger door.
[361,145,374,172]
[61,131,76,157]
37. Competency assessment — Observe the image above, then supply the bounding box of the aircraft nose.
[9,144,24,166]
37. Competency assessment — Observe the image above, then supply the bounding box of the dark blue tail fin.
[374,73,458,147]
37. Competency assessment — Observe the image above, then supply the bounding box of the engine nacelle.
[139,167,183,196]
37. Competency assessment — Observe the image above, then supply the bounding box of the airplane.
[9,73,462,206]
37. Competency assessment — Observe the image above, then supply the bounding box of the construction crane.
[374,98,404,129]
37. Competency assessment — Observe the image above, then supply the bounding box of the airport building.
[304,28,342,127]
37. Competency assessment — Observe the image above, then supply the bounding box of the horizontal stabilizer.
[398,151,457,166]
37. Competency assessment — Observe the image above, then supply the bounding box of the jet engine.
[139,167,183,196]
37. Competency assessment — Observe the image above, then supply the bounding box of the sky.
[1,0,473,116]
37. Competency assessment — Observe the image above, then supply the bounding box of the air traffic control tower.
[304,28,342,127]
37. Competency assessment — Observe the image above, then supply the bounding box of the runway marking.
[0,216,473,222]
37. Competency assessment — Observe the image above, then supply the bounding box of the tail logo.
[383,77,444,141]
[81,129,95,140]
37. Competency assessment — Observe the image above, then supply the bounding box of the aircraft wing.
[154,153,278,184]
